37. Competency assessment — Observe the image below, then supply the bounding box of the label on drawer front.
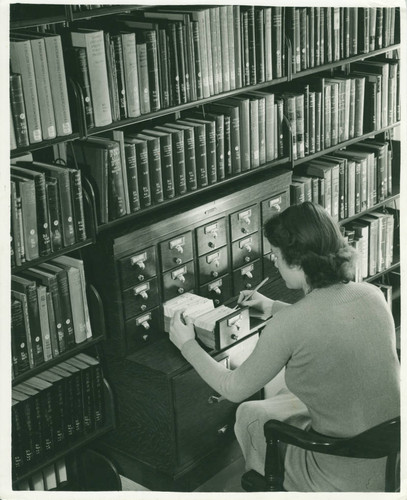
[207,252,220,263]
[268,196,282,208]
[239,237,253,249]
[134,283,150,294]
[172,266,187,279]
[241,263,254,275]
[169,236,185,249]
[131,252,147,264]
[238,209,252,221]
[208,279,223,291]
[136,313,151,325]
[204,222,218,234]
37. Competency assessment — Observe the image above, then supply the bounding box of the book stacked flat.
[12,354,104,479]
[10,161,87,267]
[11,256,92,376]
[10,31,72,150]
[292,140,393,222]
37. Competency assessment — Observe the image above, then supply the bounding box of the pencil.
[232,277,270,310]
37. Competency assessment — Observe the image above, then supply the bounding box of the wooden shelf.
[11,134,80,159]
[68,5,147,21]
[339,193,400,226]
[365,260,400,283]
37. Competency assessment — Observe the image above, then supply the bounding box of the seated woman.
[169,201,400,492]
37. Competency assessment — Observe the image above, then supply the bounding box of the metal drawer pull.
[217,425,229,435]
[208,394,225,404]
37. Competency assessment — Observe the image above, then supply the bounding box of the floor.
[120,448,246,492]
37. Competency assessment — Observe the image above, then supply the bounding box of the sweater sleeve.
[180,313,293,403]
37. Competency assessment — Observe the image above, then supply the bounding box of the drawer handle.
[134,290,149,300]
[244,271,253,279]
[131,258,145,269]
[208,395,225,404]
[217,425,229,435]
[274,203,281,212]
[231,334,239,341]
[175,245,184,254]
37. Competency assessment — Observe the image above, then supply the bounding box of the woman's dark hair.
[264,202,356,289]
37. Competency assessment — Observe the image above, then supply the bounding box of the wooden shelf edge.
[339,194,400,226]
[11,134,80,159]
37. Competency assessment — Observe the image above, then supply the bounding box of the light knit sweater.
[181,281,400,491]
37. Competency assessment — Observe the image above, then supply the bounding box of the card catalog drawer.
[123,278,160,320]
[159,232,194,272]
[119,246,157,290]
[231,233,261,269]
[261,192,289,254]
[232,260,263,294]
[162,262,195,301]
[198,246,229,285]
[125,307,162,351]
[199,275,233,306]
[230,205,259,242]
[196,218,227,256]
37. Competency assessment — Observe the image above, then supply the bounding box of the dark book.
[155,125,187,195]
[11,276,44,366]
[281,93,297,160]
[272,7,283,78]
[358,7,370,54]
[254,7,265,83]
[167,23,181,106]
[219,6,230,92]
[243,6,256,85]
[328,156,348,219]
[11,166,52,257]
[23,377,56,455]
[10,73,29,147]
[120,31,141,118]
[11,298,31,376]
[124,136,152,208]
[194,112,226,181]
[290,181,305,204]
[110,34,127,120]
[124,142,141,212]
[140,29,162,110]
[223,114,232,177]
[296,161,333,216]
[163,122,198,191]
[36,369,66,449]
[292,175,313,202]
[104,31,119,122]
[45,178,63,253]
[285,7,297,73]
[142,129,176,200]
[45,290,60,358]
[184,117,217,184]
[12,390,36,468]
[11,398,26,476]
[349,8,358,57]
[10,181,22,267]
[67,47,95,129]
[68,168,87,242]
[38,262,75,348]
[13,384,44,461]
[76,353,105,429]
[133,133,164,203]
[49,365,76,441]
[207,102,241,175]
[64,357,94,434]
[376,7,383,49]
[191,21,203,99]
[299,7,307,70]
[275,97,285,158]
[354,140,389,202]
[157,28,171,107]
[241,10,250,86]
[315,7,321,66]
[175,120,208,188]
[222,96,250,172]
[57,361,84,437]
[10,175,39,261]
[19,161,76,247]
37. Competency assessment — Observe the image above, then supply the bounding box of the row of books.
[292,140,393,221]
[287,7,399,74]
[69,94,285,224]
[11,256,92,376]
[10,32,72,149]
[343,211,395,281]
[283,57,399,160]
[15,457,68,491]
[10,161,87,267]
[64,5,286,128]
[12,353,104,478]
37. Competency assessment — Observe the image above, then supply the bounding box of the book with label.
[124,136,152,208]
[132,133,164,204]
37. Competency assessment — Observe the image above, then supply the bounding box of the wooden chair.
[241,416,400,492]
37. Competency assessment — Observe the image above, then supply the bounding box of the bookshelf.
[9,4,401,492]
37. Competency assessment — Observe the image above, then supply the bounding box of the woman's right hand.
[237,290,274,319]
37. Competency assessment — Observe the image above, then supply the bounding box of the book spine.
[19,180,39,261]
[204,9,214,96]
[146,138,164,203]
[30,38,56,140]
[250,99,259,168]
[52,380,66,448]
[241,11,250,86]
[136,42,151,114]
[209,8,219,95]
[146,30,162,110]
[71,48,95,129]
[91,361,105,429]
[11,400,25,476]
[205,120,217,184]
[191,22,203,100]
[45,179,63,252]
[284,95,297,160]
[255,8,265,83]
[157,29,170,108]
[11,300,31,376]
[66,267,87,344]
[192,124,209,187]
[81,367,94,433]
[10,40,42,143]
[183,127,198,190]
[213,114,225,180]
[121,33,141,118]
[43,35,72,136]
[159,134,175,199]
[223,115,232,177]
[54,270,75,348]
[295,94,305,158]
[264,8,273,81]
[308,91,316,154]
[330,83,339,146]
[227,5,236,90]
[10,74,29,148]
[347,160,356,217]
[57,169,76,247]
[124,143,141,212]
[171,129,187,195]
[16,196,26,263]
[10,181,22,267]
[338,161,345,220]
[26,282,45,366]
[69,169,87,242]
[167,24,181,106]
[31,173,52,257]
[247,7,257,85]
[111,35,127,120]
[134,141,151,208]
[233,6,242,88]
[299,8,307,70]
[276,98,285,158]
[37,285,53,361]
[369,7,377,52]
[46,290,60,358]
[263,93,275,161]
[71,30,112,127]
[108,144,127,220]
[104,33,119,122]
[272,7,283,78]
[324,84,331,149]
[220,6,230,92]
[354,161,361,213]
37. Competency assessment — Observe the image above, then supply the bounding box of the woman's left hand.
[169,310,196,350]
